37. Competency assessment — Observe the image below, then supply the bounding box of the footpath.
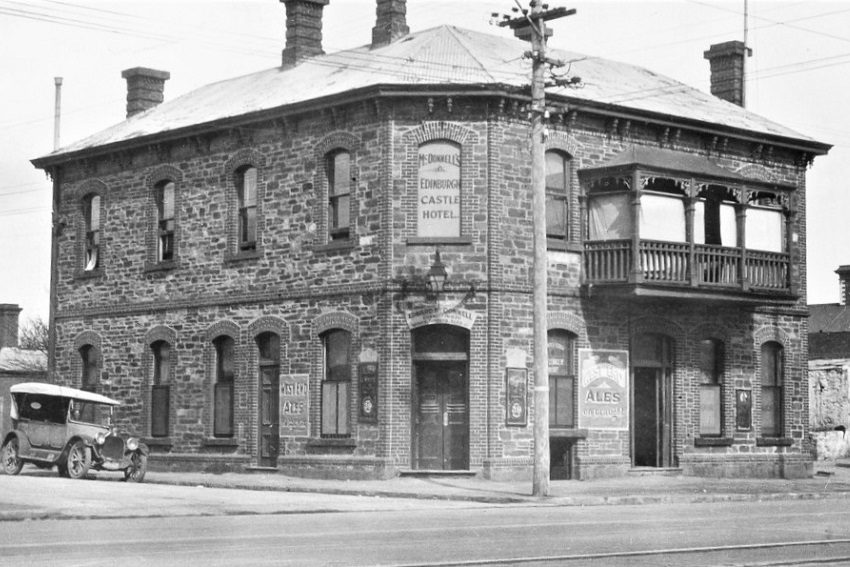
[144,458,850,506]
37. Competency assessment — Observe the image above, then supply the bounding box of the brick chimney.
[121,67,170,118]
[836,265,850,305]
[0,304,22,350]
[281,0,329,67]
[371,0,409,47]
[703,41,751,107]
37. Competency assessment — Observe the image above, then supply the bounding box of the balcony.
[584,239,793,302]
[578,146,797,304]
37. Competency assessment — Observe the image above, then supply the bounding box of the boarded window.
[698,339,724,436]
[157,181,175,262]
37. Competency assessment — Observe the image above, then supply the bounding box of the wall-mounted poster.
[578,349,629,430]
[358,362,378,423]
[506,368,527,427]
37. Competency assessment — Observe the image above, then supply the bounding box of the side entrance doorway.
[631,334,674,468]
[411,325,470,471]
[257,332,280,468]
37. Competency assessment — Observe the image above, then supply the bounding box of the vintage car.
[1,382,148,482]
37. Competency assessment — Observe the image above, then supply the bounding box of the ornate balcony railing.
[583,239,792,296]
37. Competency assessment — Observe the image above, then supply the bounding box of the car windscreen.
[69,399,111,427]
[15,393,70,424]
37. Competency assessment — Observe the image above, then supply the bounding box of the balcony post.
[736,201,749,291]
[629,169,643,284]
[686,182,697,287]
[578,190,587,285]
[786,207,797,295]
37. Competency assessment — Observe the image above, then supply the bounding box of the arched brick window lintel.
[205,320,240,342]
[247,316,289,341]
[146,164,184,187]
[313,312,358,337]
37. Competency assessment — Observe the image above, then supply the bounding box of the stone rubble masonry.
[120,68,170,119]
[281,0,330,67]
[50,92,813,479]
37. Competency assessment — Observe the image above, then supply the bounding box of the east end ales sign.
[578,349,629,430]
[418,141,460,237]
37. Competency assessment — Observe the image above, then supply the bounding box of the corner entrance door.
[632,367,672,467]
[414,363,469,470]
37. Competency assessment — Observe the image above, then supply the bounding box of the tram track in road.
[388,539,850,567]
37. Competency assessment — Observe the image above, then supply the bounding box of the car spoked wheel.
[1,438,23,475]
[123,452,147,483]
[65,441,91,480]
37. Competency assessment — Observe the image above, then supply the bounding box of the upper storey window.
[546,151,571,247]
[156,181,175,263]
[83,194,101,271]
[417,141,461,238]
[237,166,258,251]
[327,151,351,241]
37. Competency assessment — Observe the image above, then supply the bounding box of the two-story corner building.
[31,0,829,480]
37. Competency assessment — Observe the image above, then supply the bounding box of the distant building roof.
[34,25,828,166]
[810,304,850,334]
[0,347,47,374]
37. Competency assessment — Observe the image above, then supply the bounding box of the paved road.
[3,474,850,566]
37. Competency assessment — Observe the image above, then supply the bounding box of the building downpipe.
[121,67,171,118]
[281,0,330,67]
[371,0,409,48]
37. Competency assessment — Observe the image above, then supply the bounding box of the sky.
[1,0,849,325]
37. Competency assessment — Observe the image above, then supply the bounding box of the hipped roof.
[34,25,829,166]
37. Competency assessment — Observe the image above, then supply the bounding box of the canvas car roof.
[10,382,122,406]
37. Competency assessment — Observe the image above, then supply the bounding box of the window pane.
[761,343,782,386]
[322,382,337,434]
[160,182,175,220]
[639,193,686,242]
[746,207,784,252]
[257,333,280,363]
[151,385,169,437]
[761,386,779,436]
[330,152,350,196]
[549,376,574,427]
[545,152,567,191]
[588,193,631,240]
[325,330,351,382]
[214,382,234,437]
[88,195,101,230]
[699,384,721,435]
[153,342,171,385]
[332,195,350,230]
[546,195,567,238]
[216,336,235,382]
[241,167,257,206]
[698,339,722,384]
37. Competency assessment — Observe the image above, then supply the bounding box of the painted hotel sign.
[418,141,461,237]
[578,349,629,430]
[280,373,310,437]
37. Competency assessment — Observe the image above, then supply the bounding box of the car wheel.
[123,451,147,483]
[1,438,23,475]
[65,441,91,480]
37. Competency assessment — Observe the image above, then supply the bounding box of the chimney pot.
[281,0,330,67]
[0,304,22,350]
[121,67,170,118]
[704,41,751,107]
[371,0,409,48]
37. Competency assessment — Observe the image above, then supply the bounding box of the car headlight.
[126,438,139,451]
[95,432,107,445]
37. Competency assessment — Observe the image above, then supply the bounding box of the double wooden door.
[414,363,469,470]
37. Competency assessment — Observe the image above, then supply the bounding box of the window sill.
[549,428,588,439]
[406,236,473,246]
[225,249,261,265]
[202,437,239,447]
[694,437,734,447]
[144,260,178,274]
[74,268,104,280]
[307,437,356,448]
[143,437,172,450]
[314,239,355,254]
[756,437,794,447]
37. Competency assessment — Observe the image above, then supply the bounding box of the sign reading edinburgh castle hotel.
[418,141,461,237]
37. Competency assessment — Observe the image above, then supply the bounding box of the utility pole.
[498,1,575,497]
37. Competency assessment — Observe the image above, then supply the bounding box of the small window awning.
[579,146,757,186]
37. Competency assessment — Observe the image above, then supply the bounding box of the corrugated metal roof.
[810,304,850,334]
[37,25,824,161]
[580,146,749,181]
